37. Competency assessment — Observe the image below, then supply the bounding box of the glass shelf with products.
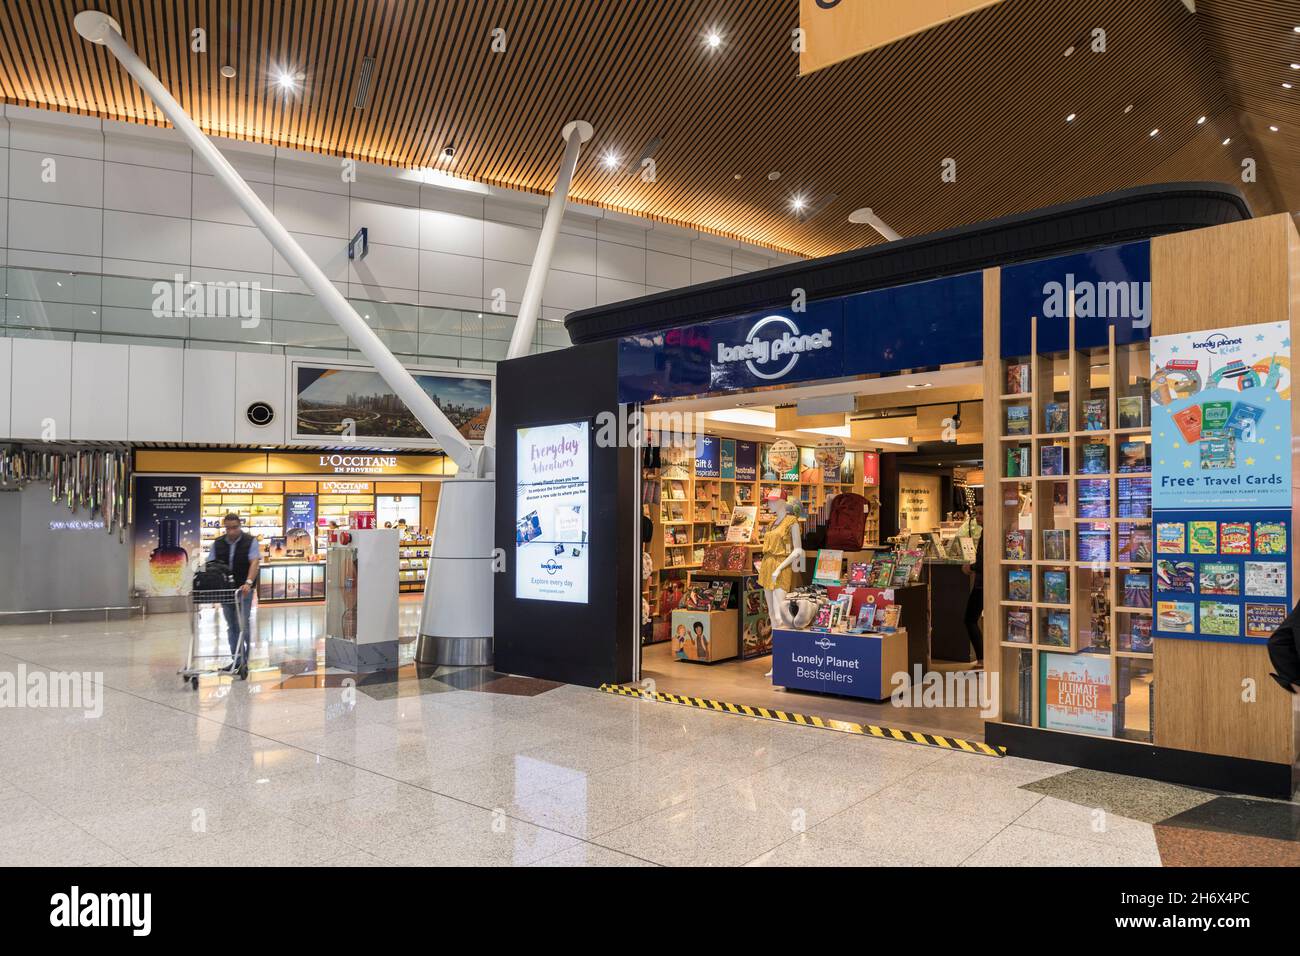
[399,538,432,592]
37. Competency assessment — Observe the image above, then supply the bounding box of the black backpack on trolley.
[193,560,235,592]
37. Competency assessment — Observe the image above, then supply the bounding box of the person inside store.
[962,513,984,670]
[210,512,260,672]
[1267,600,1300,692]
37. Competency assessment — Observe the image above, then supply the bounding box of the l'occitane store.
[133,449,454,607]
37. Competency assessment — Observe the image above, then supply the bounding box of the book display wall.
[644,432,866,645]
[994,317,1154,742]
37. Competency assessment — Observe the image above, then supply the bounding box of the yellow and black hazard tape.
[598,683,1005,757]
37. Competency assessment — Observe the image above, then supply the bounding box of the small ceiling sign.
[800,0,1004,75]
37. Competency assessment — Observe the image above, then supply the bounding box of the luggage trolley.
[181,587,249,689]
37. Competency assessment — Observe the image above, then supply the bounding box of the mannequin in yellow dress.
[758,489,805,630]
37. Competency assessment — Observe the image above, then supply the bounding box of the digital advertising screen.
[515,420,590,603]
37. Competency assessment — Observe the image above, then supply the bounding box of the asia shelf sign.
[1150,321,1292,645]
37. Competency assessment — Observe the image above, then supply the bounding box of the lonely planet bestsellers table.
[771,627,908,701]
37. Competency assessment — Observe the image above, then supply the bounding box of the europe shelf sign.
[1150,322,1292,644]
[515,421,590,604]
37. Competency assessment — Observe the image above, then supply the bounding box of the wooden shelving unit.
[990,312,1155,741]
[643,434,870,643]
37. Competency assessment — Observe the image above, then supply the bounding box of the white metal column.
[73,10,477,474]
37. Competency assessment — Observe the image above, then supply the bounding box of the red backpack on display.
[825,492,867,550]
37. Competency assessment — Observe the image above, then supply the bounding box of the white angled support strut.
[74,10,478,475]
[484,119,592,449]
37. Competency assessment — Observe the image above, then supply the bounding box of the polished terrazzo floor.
[0,601,1294,867]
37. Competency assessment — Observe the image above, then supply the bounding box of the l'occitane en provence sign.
[799,0,1003,75]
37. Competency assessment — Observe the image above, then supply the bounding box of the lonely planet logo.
[542,558,563,575]
[1192,333,1244,354]
[715,315,833,381]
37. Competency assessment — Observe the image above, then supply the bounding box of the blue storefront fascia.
[616,238,1153,404]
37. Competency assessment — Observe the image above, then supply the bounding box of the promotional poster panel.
[734,441,758,482]
[515,421,590,604]
[694,434,721,478]
[283,494,318,558]
[293,362,492,446]
[133,477,201,597]
[1040,651,1113,737]
[1150,322,1292,644]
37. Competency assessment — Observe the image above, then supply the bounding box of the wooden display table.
[770,627,909,701]
[670,608,739,663]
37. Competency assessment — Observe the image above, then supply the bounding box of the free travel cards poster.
[1150,321,1291,644]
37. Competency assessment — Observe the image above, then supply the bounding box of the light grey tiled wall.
[0,105,800,371]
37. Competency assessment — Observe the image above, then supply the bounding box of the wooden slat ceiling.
[0,0,1296,258]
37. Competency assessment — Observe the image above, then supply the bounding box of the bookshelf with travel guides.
[642,434,872,645]
[991,306,1155,744]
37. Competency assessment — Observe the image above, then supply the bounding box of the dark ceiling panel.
[0,0,1294,257]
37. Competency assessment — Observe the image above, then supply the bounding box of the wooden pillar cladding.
[1150,213,1298,767]
[981,268,1005,702]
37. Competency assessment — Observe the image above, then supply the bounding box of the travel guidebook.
[1044,402,1069,434]
[1041,529,1069,561]
[1007,568,1031,602]
[1006,405,1030,436]
[1042,570,1069,605]
[1118,395,1147,429]
[1123,572,1151,608]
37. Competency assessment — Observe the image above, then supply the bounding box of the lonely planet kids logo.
[715,315,834,381]
[1192,332,1245,355]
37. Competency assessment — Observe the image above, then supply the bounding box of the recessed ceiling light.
[1197,116,1206,125]
[905,382,933,389]
[1291,63,1300,69]
[767,171,781,181]
[1149,128,1160,137]
[704,30,722,50]
[1065,113,1076,122]
[790,195,807,213]
[220,65,236,78]
[1124,104,1133,113]
[1294,26,1300,32]
[601,150,620,170]
[1285,82,1293,89]
[1063,45,1075,57]
[734,173,742,180]
[1222,137,1232,145]
[1270,125,1280,132]
[273,68,300,92]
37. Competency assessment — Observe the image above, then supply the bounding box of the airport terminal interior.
[0,0,1298,884]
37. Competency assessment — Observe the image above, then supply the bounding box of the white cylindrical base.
[419,477,496,664]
